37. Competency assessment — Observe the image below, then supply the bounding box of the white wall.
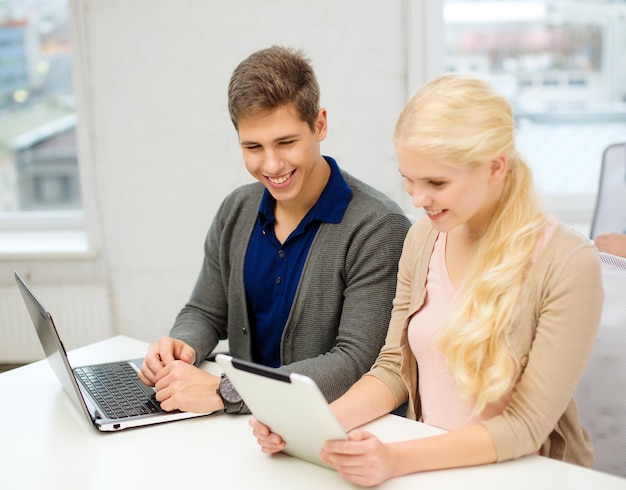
[1,0,427,349]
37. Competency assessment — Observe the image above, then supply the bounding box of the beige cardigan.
[367,217,603,466]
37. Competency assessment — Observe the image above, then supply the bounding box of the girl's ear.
[490,153,508,183]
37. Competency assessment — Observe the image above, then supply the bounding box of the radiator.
[0,284,113,363]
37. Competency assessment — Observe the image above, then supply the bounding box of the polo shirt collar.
[258,155,352,227]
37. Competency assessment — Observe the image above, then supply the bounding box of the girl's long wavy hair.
[394,74,547,413]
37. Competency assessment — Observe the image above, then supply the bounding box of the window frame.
[0,0,100,260]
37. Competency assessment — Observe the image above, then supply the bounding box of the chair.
[574,251,626,477]
[589,142,626,240]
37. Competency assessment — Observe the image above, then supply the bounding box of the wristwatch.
[216,373,244,414]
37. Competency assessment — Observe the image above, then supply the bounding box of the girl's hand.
[320,429,395,487]
[249,416,286,454]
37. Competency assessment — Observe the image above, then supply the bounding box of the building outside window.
[0,0,77,214]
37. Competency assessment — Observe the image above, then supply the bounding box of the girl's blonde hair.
[394,74,547,413]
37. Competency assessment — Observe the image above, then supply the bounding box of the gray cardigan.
[170,169,411,402]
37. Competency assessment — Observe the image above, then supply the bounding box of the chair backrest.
[589,142,626,239]
[574,251,626,477]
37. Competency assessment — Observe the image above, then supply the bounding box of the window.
[443,0,626,231]
[0,0,83,255]
[0,0,79,215]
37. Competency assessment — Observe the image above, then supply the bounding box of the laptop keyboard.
[74,362,164,420]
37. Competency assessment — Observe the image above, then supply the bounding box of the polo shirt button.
[520,355,529,368]
[242,326,247,335]
[278,250,285,258]
[275,276,282,285]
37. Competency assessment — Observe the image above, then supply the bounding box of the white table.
[1,336,624,489]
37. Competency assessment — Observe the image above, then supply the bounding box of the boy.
[139,46,410,414]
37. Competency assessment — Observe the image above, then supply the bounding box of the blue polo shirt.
[244,156,352,367]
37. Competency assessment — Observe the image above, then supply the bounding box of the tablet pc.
[215,354,347,468]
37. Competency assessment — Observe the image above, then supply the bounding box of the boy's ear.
[316,108,328,141]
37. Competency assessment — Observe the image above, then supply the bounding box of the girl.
[250,74,603,487]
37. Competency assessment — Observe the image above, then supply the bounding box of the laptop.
[14,271,212,431]
[215,354,347,468]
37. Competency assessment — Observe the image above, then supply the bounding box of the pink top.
[407,217,559,431]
